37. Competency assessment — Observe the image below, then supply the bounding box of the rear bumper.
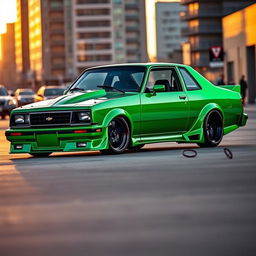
[5,125,108,154]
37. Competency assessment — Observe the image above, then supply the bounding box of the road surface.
[0,105,256,256]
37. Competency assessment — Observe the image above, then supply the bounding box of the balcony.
[190,41,222,51]
[180,0,221,4]
[180,9,222,21]
[182,25,222,36]
[180,0,197,4]
[192,59,209,68]
[125,3,139,10]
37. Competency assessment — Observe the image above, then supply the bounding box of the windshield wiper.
[69,87,86,93]
[97,85,125,94]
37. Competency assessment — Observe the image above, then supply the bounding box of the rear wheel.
[29,153,52,157]
[101,117,130,154]
[197,110,223,148]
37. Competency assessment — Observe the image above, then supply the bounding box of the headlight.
[78,112,91,122]
[14,114,30,124]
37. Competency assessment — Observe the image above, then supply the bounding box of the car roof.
[40,85,65,89]
[85,62,189,70]
[16,88,34,92]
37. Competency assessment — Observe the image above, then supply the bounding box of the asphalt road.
[1,105,256,256]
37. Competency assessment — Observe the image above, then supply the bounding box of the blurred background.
[0,0,255,103]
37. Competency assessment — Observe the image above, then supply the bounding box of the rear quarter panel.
[186,67,243,129]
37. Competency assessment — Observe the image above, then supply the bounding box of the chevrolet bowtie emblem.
[46,116,53,121]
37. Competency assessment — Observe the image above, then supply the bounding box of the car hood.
[17,90,135,110]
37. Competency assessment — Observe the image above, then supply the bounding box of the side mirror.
[37,94,43,98]
[153,84,165,94]
[10,93,15,97]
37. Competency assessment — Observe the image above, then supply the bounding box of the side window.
[145,68,182,92]
[179,67,201,90]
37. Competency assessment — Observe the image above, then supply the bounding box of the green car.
[6,63,247,156]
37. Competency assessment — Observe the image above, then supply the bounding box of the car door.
[140,67,189,137]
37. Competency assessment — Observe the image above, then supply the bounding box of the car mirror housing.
[153,84,165,94]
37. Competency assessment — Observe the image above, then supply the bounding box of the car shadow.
[9,142,253,163]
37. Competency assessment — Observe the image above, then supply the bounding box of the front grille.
[30,112,71,126]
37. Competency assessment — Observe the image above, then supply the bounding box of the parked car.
[6,63,247,157]
[14,88,35,107]
[35,86,65,102]
[0,85,17,119]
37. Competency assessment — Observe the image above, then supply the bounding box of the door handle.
[179,95,187,100]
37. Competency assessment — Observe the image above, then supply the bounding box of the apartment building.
[14,0,74,86]
[0,24,16,87]
[155,1,186,62]
[72,0,148,75]
[2,0,148,86]
[223,3,256,103]
[181,0,254,83]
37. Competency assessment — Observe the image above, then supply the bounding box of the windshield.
[44,88,65,96]
[20,91,35,96]
[0,87,8,96]
[69,66,146,93]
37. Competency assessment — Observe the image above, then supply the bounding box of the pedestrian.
[239,75,247,105]
[217,74,225,86]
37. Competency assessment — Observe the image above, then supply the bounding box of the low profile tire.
[101,117,130,154]
[29,153,52,157]
[197,110,223,148]
[128,144,145,151]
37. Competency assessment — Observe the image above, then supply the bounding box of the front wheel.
[197,110,223,148]
[101,117,130,154]
[29,153,52,157]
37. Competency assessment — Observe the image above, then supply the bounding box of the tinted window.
[145,68,182,92]
[179,68,201,90]
[0,87,8,96]
[20,91,35,95]
[71,66,146,92]
[44,88,65,96]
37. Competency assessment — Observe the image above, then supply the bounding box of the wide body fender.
[183,103,224,143]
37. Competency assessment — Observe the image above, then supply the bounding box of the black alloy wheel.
[197,110,223,147]
[29,153,52,157]
[101,117,130,154]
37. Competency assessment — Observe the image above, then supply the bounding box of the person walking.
[239,75,248,105]
[217,74,225,86]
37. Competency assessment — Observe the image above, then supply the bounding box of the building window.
[77,20,110,27]
[77,55,112,62]
[77,0,110,3]
[78,32,111,39]
[78,43,111,50]
[76,9,110,16]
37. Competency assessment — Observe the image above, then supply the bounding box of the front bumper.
[5,125,108,154]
